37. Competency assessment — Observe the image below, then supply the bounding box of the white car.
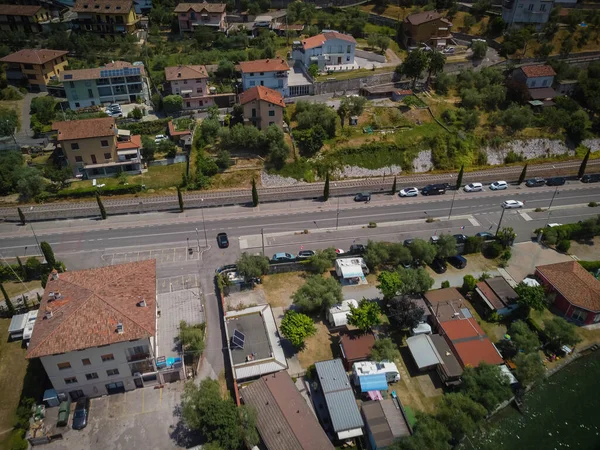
[335,248,345,254]
[490,181,508,190]
[155,134,168,144]
[464,182,483,192]
[399,187,419,197]
[502,200,524,209]
[546,223,563,228]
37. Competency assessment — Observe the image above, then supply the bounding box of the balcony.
[275,72,288,78]
[127,352,150,362]
[129,359,154,375]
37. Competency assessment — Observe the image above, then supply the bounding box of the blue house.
[240,59,290,97]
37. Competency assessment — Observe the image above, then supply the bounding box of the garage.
[106,381,125,395]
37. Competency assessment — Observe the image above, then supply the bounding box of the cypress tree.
[17,207,26,225]
[36,292,42,306]
[16,256,26,281]
[391,176,397,195]
[456,165,464,190]
[177,187,184,212]
[518,164,528,185]
[251,178,259,207]
[578,148,590,179]
[0,283,14,316]
[96,192,107,220]
[323,172,330,201]
[40,242,56,268]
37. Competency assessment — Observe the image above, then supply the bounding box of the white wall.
[242,72,289,97]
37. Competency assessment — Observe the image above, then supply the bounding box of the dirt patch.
[256,272,306,308]
[225,289,267,311]
[567,237,599,262]
[297,321,335,369]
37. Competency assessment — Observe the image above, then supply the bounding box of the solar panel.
[232,329,245,349]
[64,74,72,79]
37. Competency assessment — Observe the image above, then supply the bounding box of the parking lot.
[44,384,189,450]
[102,247,200,266]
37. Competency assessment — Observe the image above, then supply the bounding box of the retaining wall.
[313,71,395,95]
[355,49,387,63]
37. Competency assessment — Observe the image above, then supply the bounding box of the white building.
[292,31,357,71]
[240,59,290,97]
[327,299,359,328]
[352,361,401,384]
[335,257,367,284]
[26,261,170,401]
[502,0,554,29]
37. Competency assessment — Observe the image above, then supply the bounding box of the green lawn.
[3,281,41,299]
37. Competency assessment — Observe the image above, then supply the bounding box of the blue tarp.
[359,373,388,393]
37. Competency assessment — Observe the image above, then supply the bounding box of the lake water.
[463,351,600,450]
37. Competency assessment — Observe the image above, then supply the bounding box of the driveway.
[505,241,572,282]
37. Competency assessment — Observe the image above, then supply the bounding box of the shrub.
[484,241,503,259]
[589,201,598,207]
[119,117,172,135]
[557,240,571,252]
[579,260,600,272]
[426,217,434,223]
[55,184,142,199]
[463,274,477,292]
[464,236,483,254]
[441,280,450,288]
[535,207,544,212]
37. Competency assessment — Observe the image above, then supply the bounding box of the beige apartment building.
[239,86,285,131]
[0,48,68,92]
[174,2,227,33]
[52,117,143,178]
[164,64,214,110]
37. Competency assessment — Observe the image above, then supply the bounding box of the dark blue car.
[72,397,90,430]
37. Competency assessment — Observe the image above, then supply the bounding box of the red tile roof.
[164,64,208,81]
[536,261,600,312]
[476,281,505,310]
[27,260,157,359]
[73,0,134,14]
[116,134,142,150]
[239,86,285,107]
[440,318,485,341]
[405,11,443,26]
[60,61,145,82]
[339,329,375,361]
[1,5,42,16]
[239,59,289,73]
[454,339,503,367]
[174,2,226,13]
[0,49,68,66]
[301,31,357,50]
[168,120,192,137]
[53,117,116,141]
[520,65,556,78]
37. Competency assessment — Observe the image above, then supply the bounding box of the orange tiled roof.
[165,64,208,81]
[521,65,556,78]
[1,5,42,16]
[116,134,142,150]
[440,318,486,341]
[73,0,134,14]
[174,2,226,13]
[536,261,600,312]
[53,117,116,141]
[301,31,356,50]
[0,49,68,66]
[454,339,503,367]
[239,86,285,108]
[167,121,192,137]
[27,260,157,359]
[239,59,289,73]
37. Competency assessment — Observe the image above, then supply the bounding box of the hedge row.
[579,261,600,273]
[54,184,143,199]
[118,117,172,135]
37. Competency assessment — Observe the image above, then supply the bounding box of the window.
[528,3,534,10]
[260,81,264,86]
[69,81,75,88]
[268,110,275,117]
[251,108,256,117]
[57,362,71,370]
[101,354,114,362]
[260,72,264,76]
[186,102,191,108]
[530,80,537,87]
[347,45,351,53]
[75,102,80,108]
[71,143,79,150]
[594,313,600,324]
[196,88,202,93]
[24,64,33,70]
[82,358,91,365]
[104,152,111,160]
[64,377,78,385]
[100,140,109,147]
[75,156,83,163]
[88,89,93,98]
[183,80,187,84]
[27,74,36,80]
[85,372,99,380]
[249,73,254,76]
[269,121,274,126]
[91,101,95,106]
[106,369,119,376]
[571,309,588,322]
[540,3,546,11]
[542,79,548,87]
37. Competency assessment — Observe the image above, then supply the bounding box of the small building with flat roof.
[406,334,442,371]
[424,288,471,325]
[339,328,376,369]
[362,397,412,450]
[476,277,518,316]
[430,334,463,385]
[225,304,287,381]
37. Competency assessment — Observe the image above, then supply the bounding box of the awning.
[117,149,138,155]
[340,264,364,279]
[366,390,383,401]
[181,89,193,94]
[406,335,442,370]
[117,129,131,137]
[358,373,388,393]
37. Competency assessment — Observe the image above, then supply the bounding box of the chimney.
[48,291,55,301]
[117,322,124,334]
[177,72,181,78]
[45,310,53,319]
[51,270,58,281]
[137,299,147,307]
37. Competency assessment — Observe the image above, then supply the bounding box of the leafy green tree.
[377,271,403,300]
[16,169,45,200]
[294,125,326,157]
[1,283,15,315]
[177,187,184,212]
[566,110,589,143]
[308,248,337,273]
[40,242,56,268]
[200,118,221,144]
[280,310,316,348]
[216,150,231,171]
[456,165,464,190]
[141,136,156,162]
[0,106,18,137]
[396,49,429,89]
[337,100,350,127]
[579,147,591,179]
[128,106,143,120]
[462,274,477,292]
[435,234,458,259]
[307,63,318,78]
[364,241,390,270]
[30,96,56,124]
[348,299,381,332]
[472,40,488,60]
[387,296,425,330]
[435,72,453,95]
[515,282,548,312]
[179,320,205,361]
[514,352,545,386]
[293,101,337,137]
[509,320,541,353]
[460,88,483,109]
[292,275,343,314]
[370,337,401,362]
[459,108,480,131]
[323,172,330,201]
[464,236,483,254]
[461,363,512,412]
[96,192,107,220]
[251,178,259,207]
[436,393,487,441]
[543,316,582,348]
[427,51,446,83]
[396,267,434,295]
[236,253,269,281]
[518,164,528,185]
[158,139,177,158]
[463,13,476,31]
[408,239,437,265]
[162,95,183,113]
[390,412,452,450]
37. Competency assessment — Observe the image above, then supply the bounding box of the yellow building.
[73,0,139,37]
[0,49,68,92]
[0,5,50,33]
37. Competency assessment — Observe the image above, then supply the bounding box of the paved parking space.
[102,247,200,266]
[157,274,200,294]
[44,384,186,450]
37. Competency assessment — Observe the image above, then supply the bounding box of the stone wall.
[313,71,395,95]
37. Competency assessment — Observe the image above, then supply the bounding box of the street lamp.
[261,228,265,256]
[495,205,507,236]
[200,198,208,247]
[29,223,44,262]
[334,183,340,230]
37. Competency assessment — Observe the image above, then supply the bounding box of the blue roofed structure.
[358,373,388,393]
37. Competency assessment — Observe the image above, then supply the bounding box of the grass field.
[3,281,41,299]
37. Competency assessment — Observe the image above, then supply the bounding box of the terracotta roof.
[0,5,42,16]
[239,59,289,73]
[440,318,485,342]
[239,86,285,108]
[339,329,375,362]
[424,288,466,305]
[405,11,442,26]
[528,87,558,100]
[116,134,141,150]
[476,281,505,310]
[53,117,116,141]
[0,49,68,66]
[168,120,192,137]
[395,90,413,95]
[73,0,134,14]
[453,338,503,367]
[241,372,335,450]
[536,261,600,312]
[27,260,156,359]
[60,61,145,82]
[174,2,226,13]
[165,64,208,81]
[520,65,556,78]
[301,31,356,50]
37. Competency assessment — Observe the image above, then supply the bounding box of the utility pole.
[495,206,507,236]
[195,228,201,252]
[334,183,340,230]
[30,223,43,260]
[200,199,208,247]
[448,175,456,220]
[546,188,559,225]
[261,228,265,256]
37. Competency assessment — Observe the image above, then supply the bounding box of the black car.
[582,174,600,183]
[525,177,545,187]
[403,239,415,247]
[453,234,467,244]
[297,250,316,259]
[476,231,495,241]
[216,233,229,248]
[421,184,446,196]
[354,192,371,202]
[430,257,447,274]
[72,397,90,430]
[349,244,366,255]
[447,255,467,269]
[546,177,566,186]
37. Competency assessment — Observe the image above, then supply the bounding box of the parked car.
[442,46,455,54]
[501,200,524,209]
[525,177,545,187]
[297,250,316,259]
[421,184,446,196]
[546,177,566,186]
[155,134,168,144]
[476,231,495,240]
[447,255,467,269]
[399,187,419,197]
[107,103,121,110]
[581,174,600,183]
[72,397,90,430]
[216,232,229,248]
[349,244,366,254]
[464,182,483,192]
[430,236,440,244]
[453,234,467,244]
[272,252,296,262]
[403,239,415,247]
[335,248,345,254]
[546,223,563,228]
[354,192,371,202]
[430,257,447,274]
[490,181,508,190]
[107,111,123,118]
